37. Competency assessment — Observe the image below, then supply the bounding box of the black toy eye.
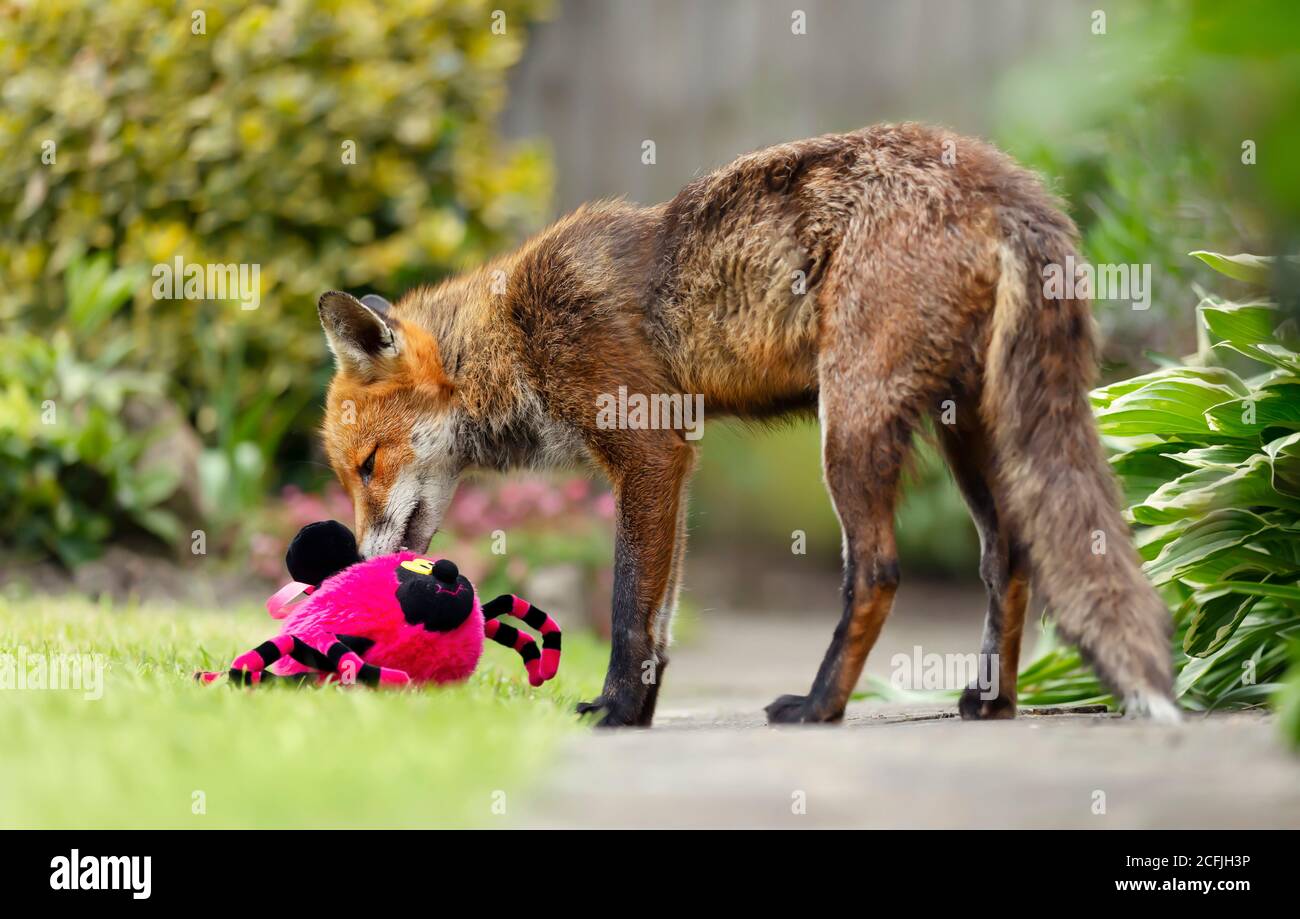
[432,559,459,585]
[358,447,377,484]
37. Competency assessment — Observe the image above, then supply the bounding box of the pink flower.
[594,492,616,519]
[537,491,564,517]
[450,487,492,531]
[562,478,590,502]
[496,481,529,516]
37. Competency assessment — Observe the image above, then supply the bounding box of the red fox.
[317,123,1179,727]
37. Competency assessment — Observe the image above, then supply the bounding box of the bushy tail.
[983,229,1178,721]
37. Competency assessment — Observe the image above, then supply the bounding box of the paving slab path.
[522,583,1300,828]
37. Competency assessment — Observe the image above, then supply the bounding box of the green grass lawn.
[0,593,608,828]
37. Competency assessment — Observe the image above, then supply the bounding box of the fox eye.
[358,447,377,484]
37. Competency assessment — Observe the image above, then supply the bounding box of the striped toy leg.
[192,669,319,687]
[483,618,543,685]
[287,635,409,688]
[232,634,297,673]
[481,594,563,685]
[514,596,562,680]
[226,670,319,688]
[194,633,297,684]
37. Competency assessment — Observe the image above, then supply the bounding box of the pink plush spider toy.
[196,521,562,688]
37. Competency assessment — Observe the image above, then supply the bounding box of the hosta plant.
[1018,251,1300,734]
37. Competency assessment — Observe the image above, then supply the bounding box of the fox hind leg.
[766,225,983,725]
[766,365,921,724]
[936,411,1030,719]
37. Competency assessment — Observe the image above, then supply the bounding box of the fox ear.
[318,290,400,379]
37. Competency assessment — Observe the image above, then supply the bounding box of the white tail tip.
[1123,690,1183,724]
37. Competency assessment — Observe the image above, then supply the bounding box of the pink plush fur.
[271,551,484,684]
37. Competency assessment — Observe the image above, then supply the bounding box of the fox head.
[318,290,461,558]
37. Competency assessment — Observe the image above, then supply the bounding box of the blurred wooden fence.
[503,0,1087,213]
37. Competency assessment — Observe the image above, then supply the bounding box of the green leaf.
[1133,519,1191,561]
[1196,581,1300,603]
[64,255,145,337]
[1277,649,1300,750]
[1199,300,1300,373]
[1130,465,1231,524]
[1207,681,1285,709]
[1175,544,1298,588]
[1091,365,1248,410]
[1214,341,1300,375]
[132,507,182,545]
[1199,300,1282,347]
[1096,376,1249,438]
[1255,342,1300,372]
[1110,444,1195,507]
[122,468,181,509]
[1206,384,1300,437]
[1264,432,1300,498]
[1189,251,1274,284]
[1143,509,1274,585]
[1184,589,1259,657]
[1163,443,1258,469]
[1132,454,1300,524]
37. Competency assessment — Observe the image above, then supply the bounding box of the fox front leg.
[579,435,694,727]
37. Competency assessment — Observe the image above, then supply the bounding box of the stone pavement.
[522,584,1300,828]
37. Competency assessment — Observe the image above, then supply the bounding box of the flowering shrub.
[0,0,552,563]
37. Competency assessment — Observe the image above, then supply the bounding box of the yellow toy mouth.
[400,558,434,576]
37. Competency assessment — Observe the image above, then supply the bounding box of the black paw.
[575,696,640,728]
[958,685,1017,720]
[765,693,841,725]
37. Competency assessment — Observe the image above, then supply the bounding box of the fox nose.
[432,559,459,585]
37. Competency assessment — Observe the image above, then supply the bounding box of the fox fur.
[316,123,1179,727]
